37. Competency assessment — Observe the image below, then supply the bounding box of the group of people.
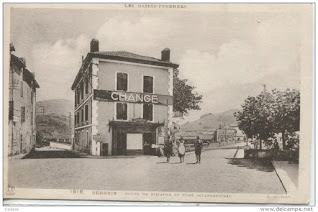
[163,135,203,164]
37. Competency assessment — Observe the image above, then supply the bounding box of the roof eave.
[91,52,179,69]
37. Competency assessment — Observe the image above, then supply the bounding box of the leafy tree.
[173,69,202,116]
[272,89,300,149]
[234,89,300,150]
[234,91,276,149]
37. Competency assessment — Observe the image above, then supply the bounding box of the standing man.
[164,135,173,163]
[194,136,203,164]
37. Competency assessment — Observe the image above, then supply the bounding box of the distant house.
[229,125,246,142]
[8,44,40,155]
[213,125,245,144]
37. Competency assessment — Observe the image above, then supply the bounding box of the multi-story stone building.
[71,39,179,156]
[9,44,40,155]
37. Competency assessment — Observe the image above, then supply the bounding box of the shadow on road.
[186,162,197,165]
[156,162,169,164]
[22,149,81,159]
[228,158,274,172]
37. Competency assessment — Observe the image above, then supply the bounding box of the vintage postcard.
[3,3,313,204]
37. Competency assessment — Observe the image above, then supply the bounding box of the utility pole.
[263,84,266,92]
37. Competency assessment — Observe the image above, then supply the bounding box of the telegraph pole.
[263,84,267,92]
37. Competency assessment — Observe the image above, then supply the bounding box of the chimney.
[10,43,15,52]
[20,57,26,66]
[161,48,170,62]
[90,39,99,52]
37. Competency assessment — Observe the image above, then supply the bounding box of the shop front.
[110,121,164,156]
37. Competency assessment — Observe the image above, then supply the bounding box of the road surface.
[7,148,285,194]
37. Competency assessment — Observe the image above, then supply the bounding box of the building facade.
[9,44,40,155]
[71,39,179,156]
[214,125,246,144]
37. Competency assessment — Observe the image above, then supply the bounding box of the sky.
[9,4,311,123]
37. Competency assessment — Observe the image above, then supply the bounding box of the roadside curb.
[271,160,288,194]
[271,160,298,194]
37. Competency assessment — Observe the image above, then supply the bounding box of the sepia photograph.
[3,3,314,204]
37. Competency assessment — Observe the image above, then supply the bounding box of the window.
[85,77,89,94]
[31,91,33,104]
[77,88,80,104]
[31,111,33,125]
[143,104,153,121]
[81,109,84,123]
[21,106,25,122]
[117,73,128,91]
[85,105,88,121]
[116,103,127,120]
[77,112,79,125]
[20,81,23,97]
[80,82,84,100]
[75,91,77,107]
[75,114,77,126]
[143,76,153,93]
[9,101,13,120]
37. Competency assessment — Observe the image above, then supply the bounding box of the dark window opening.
[80,82,84,100]
[143,76,153,93]
[21,106,25,123]
[31,111,33,125]
[116,103,127,120]
[117,73,128,91]
[81,109,84,123]
[20,81,23,97]
[77,112,79,124]
[9,101,13,120]
[143,104,153,121]
[85,105,88,121]
[85,77,89,94]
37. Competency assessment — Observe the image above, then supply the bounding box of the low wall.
[50,141,72,150]
[244,149,273,159]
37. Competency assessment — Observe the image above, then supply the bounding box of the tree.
[272,89,300,150]
[234,89,300,150]
[234,91,276,149]
[173,69,202,116]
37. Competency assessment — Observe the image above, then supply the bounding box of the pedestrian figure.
[164,135,173,163]
[273,139,279,158]
[194,136,203,164]
[177,136,186,163]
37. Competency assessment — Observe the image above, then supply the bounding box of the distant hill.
[36,99,73,116]
[180,109,239,133]
[36,99,73,142]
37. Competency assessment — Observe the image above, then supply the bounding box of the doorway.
[143,133,155,155]
[117,132,127,155]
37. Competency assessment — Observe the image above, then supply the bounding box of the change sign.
[93,90,173,105]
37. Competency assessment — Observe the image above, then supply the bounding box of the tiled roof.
[90,50,179,68]
[71,50,179,90]
[94,51,162,63]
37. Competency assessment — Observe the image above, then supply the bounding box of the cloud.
[31,34,90,101]
[178,13,301,96]
[178,40,263,94]
[95,16,175,58]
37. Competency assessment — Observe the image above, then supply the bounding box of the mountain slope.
[180,109,239,133]
[36,99,73,116]
[36,99,73,142]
